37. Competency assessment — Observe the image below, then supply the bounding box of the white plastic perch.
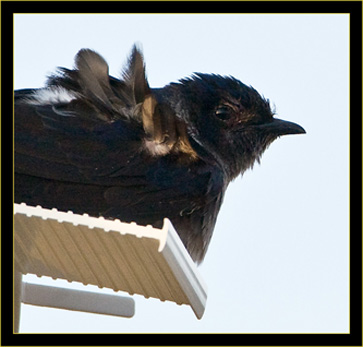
[14,203,207,322]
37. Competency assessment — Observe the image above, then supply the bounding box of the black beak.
[260,118,306,136]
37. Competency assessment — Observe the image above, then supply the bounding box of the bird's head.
[156,73,305,180]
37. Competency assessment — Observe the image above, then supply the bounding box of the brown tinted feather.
[75,49,114,110]
[122,45,151,104]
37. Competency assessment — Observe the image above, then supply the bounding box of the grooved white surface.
[14,203,207,319]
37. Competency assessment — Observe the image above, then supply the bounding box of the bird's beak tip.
[293,124,306,135]
[271,118,306,136]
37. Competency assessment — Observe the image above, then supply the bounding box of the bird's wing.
[15,88,225,221]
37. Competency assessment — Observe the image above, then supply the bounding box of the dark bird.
[14,45,305,263]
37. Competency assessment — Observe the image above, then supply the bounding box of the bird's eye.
[215,105,232,121]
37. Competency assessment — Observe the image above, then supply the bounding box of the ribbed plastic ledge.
[14,203,207,319]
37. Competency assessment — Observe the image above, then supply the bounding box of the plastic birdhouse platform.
[14,203,207,330]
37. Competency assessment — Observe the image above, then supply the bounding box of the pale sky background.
[14,14,349,333]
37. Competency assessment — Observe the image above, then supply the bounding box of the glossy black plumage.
[14,45,305,263]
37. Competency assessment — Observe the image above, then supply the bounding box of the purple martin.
[15,45,305,263]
